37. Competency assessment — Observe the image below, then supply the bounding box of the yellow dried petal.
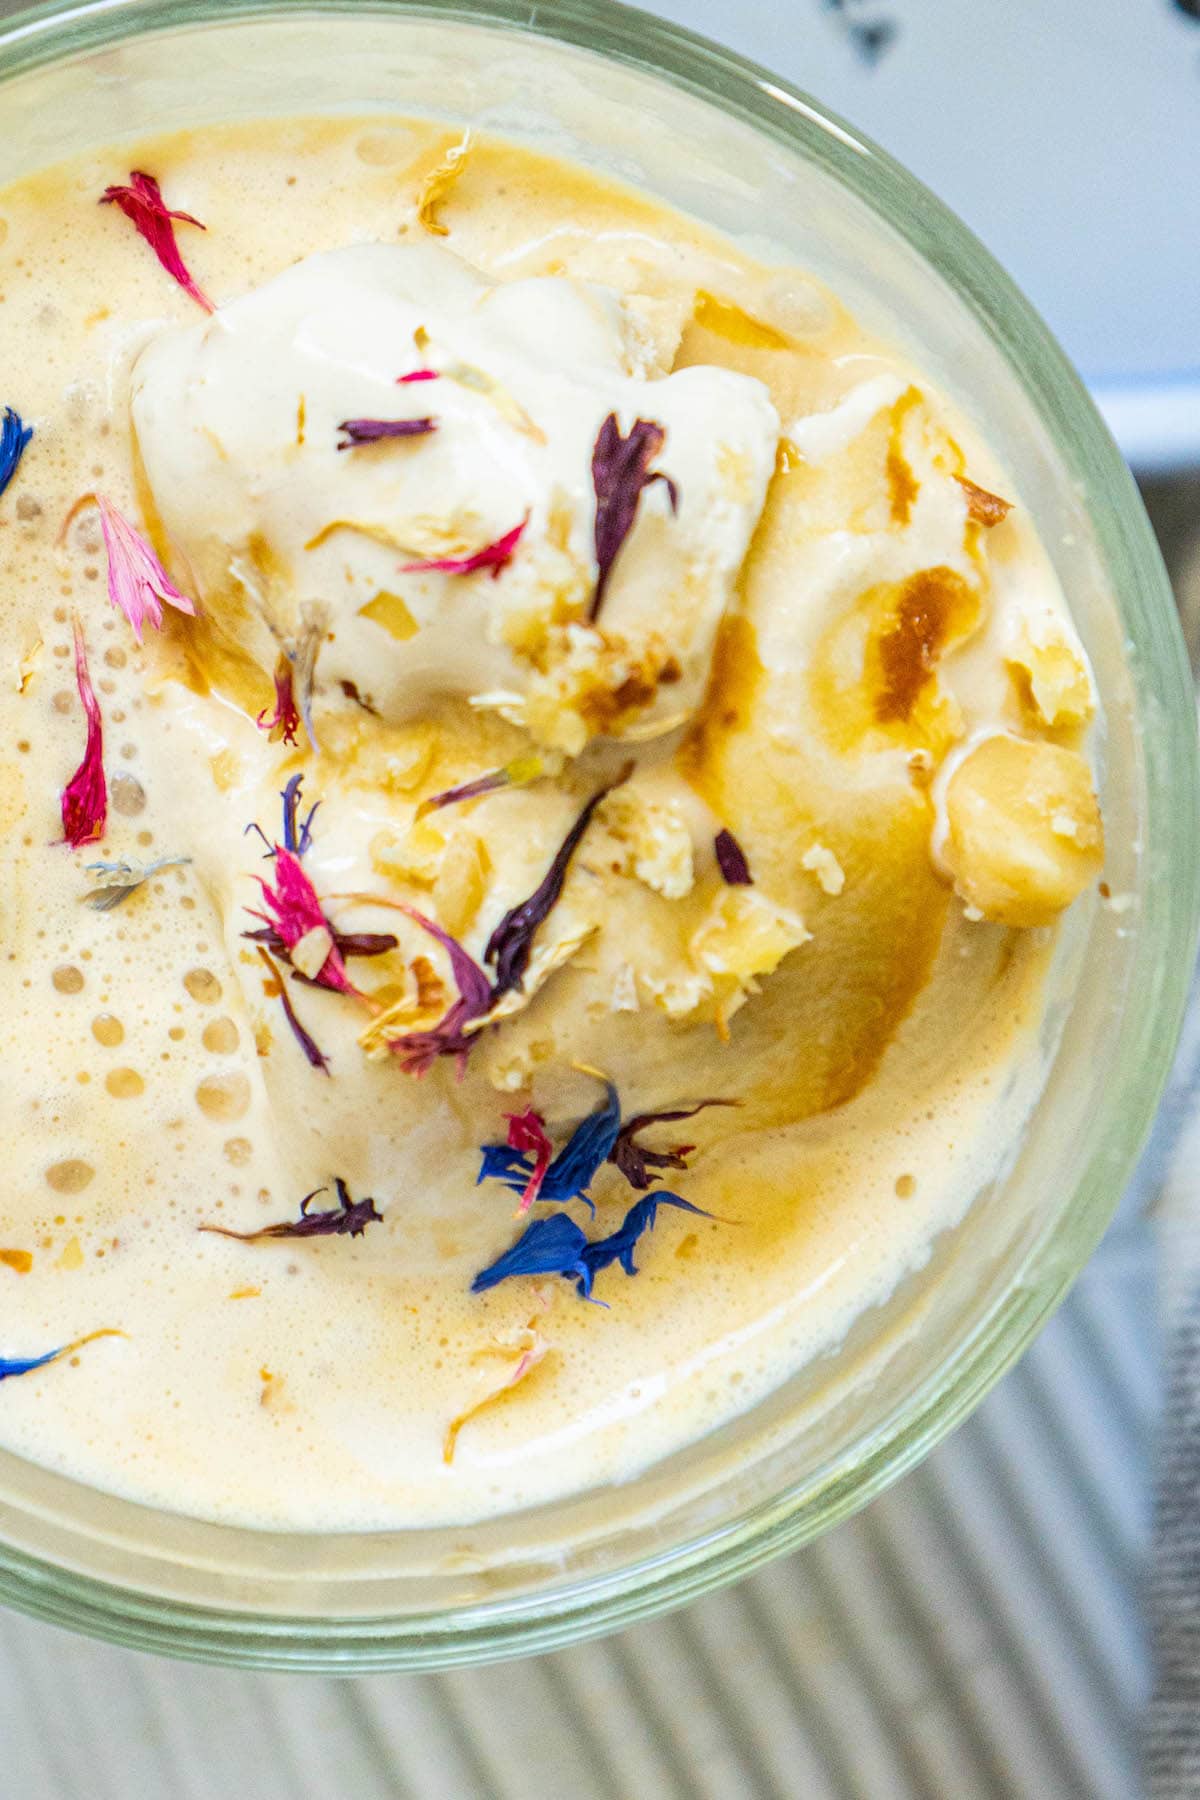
[359,591,419,642]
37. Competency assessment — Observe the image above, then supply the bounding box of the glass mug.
[0,0,1194,1671]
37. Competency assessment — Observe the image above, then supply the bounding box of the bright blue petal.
[0,1346,62,1382]
[538,1081,621,1205]
[0,407,33,501]
[583,1192,711,1281]
[476,1143,532,1189]
[470,1211,590,1293]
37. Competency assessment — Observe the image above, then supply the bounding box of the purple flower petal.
[255,945,331,1073]
[201,1177,381,1241]
[609,1098,739,1190]
[589,413,679,620]
[714,828,753,885]
[337,416,437,450]
[484,779,618,997]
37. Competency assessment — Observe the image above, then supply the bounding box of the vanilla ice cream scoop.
[131,242,779,751]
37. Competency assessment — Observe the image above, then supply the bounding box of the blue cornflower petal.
[0,1346,61,1382]
[536,1081,622,1209]
[281,773,320,856]
[476,1143,532,1188]
[0,406,33,501]
[582,1192,711,1281]
[471,1211,591,1294]
[471,1192,712,1301]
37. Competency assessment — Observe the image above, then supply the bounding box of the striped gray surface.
[0,1230,1154,1800]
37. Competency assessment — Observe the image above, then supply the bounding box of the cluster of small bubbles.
[224,1137,253,1166]
[52,965,84,994]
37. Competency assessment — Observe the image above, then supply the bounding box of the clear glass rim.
[0,0,1196,1672]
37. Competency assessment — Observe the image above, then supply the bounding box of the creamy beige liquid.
[0,119,1101,1528]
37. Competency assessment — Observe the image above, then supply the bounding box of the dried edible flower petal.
[954,473,1013,528]
[61,618,106,849]
[257,652,301,746]
[416,751,551,819]
[416,132,472,236]
[244,924,397,963]
[609,1098,738,1191]
[583,1192,711,1282]
[436,357,546,443]
[484,778,619,997]
[443,1318,549,1463]
[0,406,32,501]
[471,1192,710,1299]
[91,495,197,643]
[281,773,319,857]
[400,516,527,580]
[384,904,492,1076]
[714,828,753,886]
[82,853,191,912]
[292,606,329,750]
[504,1109,554,1214]
[589,413,679,620]
[398,368,439,385]
[249,849,356,996]
[255,945,331,1073]
[471,1212,591,1295]
[337,417,437,449]
[0,1327,123,1382]
[100,170,214,312]
[479,1079,621,1214]
[201,1177,380,1241]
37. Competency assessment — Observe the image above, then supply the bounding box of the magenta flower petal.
[256,654,301,746]
[506,1108,554,1213]
[398,369,439,385]
[60,619,107,849]
[589,413,679,620]
[251,849,357,996]
[100,170,214,312]
[400,516,527,579]
[96,496,196,645]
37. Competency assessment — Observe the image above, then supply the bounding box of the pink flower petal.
[61,620,106,849]
[99,171,214,312]
[97,496,196,644]
[400,516,527,580]
[252,849,357,996]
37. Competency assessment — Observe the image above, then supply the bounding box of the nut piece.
[943,733,1103,927]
